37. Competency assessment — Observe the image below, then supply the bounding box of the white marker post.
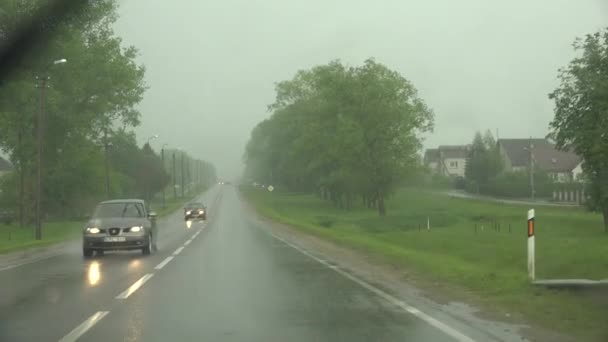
[527,209,535,282]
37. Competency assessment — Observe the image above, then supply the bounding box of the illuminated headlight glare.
[186,210,192,215]
[87,227,100,234]
[130,226,143,233]
[199,210,204,214]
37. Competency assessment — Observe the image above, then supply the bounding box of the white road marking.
[173,246,184,255]
[272,234,476,342]
[115,273,154,299]
[184,240,191,246]
[58,311,109,342]
[154,256,174,270]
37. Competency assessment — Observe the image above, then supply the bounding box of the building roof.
[424,149,439,163]
[0,157,12,172]
[438,145,470,159]
[498,139,581,172]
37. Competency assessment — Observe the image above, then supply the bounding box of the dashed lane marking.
[154,256,174,270]
[115,273,154,299]
[58,311,109,342]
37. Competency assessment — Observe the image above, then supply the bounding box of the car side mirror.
[148,212,157,219]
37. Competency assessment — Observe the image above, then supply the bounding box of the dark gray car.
[82,199,158,258]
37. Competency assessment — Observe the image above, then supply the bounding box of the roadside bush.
[464,179,479,194]
[425,174,452,189]
[480,171,554,198]
[452,176,466,190]
[315,215,334,228]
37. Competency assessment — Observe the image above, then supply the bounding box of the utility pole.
[528,138,535,200]
[35,75,48,240]
[181,153,185,198]
[103,129,111,199]
[161,146,166,208]
[172,151,177,199]
[34,58,67,240]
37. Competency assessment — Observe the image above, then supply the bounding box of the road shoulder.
[239,192,575,342]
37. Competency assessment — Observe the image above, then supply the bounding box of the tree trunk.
[19,163,24,228]
[378,196,386,216]
[17,121,25,228]
[603,206,608,233]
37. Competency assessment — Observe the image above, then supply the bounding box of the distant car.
[82,199,158,258]
[184,202,207,221]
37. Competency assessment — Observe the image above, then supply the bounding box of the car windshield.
[2,2,608,342]
[185,202,204,209]
[93,203,145,218]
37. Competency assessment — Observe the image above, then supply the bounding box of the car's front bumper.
[83,235,149,250]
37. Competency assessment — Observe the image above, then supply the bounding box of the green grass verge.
[0,221,82,254]
[241,185,608,341]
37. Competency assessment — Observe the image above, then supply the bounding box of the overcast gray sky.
[113,0,607,179]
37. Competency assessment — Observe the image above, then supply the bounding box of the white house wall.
[572,162,584,181]
[442,158,466,177]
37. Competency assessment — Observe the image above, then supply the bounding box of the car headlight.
[87,227,100,234]
[186,210,192,215]
[130,226,143,233]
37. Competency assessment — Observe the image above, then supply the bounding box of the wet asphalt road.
[0,185,463,342]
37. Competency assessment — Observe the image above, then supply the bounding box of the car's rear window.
[186,202,204,209]
[93,203,145,218]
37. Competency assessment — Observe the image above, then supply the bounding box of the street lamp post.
[524,138,536,200]
[146,134,159,146]
[181,153,185,198]
[172,151,177,200]
[143,134,158,203]
[103,130,112,199]
[161,143,168,208]
[35,58,66,240]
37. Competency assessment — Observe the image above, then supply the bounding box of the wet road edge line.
[272,234,476,342]
[115,273,154,299]
[58,311,109,342]
[154,256,174,270]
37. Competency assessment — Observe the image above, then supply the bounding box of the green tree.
[549,28,608,231]
[465,130,502,193]
[0,0,146,221]
[244,59,434,215]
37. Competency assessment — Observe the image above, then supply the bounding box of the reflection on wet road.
[0,185,492,342]
[87,262,101,286]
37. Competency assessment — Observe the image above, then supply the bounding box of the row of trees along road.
[0,1,216,229]
[244,59,434,216]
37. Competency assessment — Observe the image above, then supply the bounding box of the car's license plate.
[104,237,126,242]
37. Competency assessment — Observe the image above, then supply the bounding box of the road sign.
[268,185,274,192]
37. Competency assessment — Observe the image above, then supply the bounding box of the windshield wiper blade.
[0,0,87,81]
